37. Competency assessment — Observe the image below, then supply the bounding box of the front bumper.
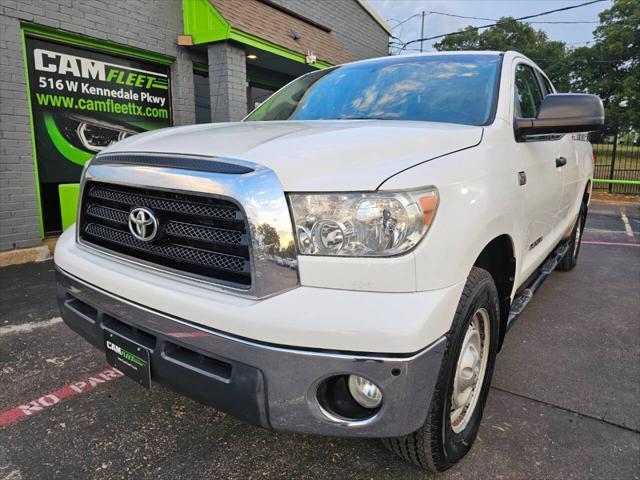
[54,227,465,353]
[57,268,447,437]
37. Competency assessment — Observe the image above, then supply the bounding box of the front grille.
[89,186,238,220]
[79,182,251,288]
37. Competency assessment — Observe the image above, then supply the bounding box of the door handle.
[518,171,527,186]
[555,156,567,168]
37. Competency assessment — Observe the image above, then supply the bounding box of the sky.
[368,0,613,53]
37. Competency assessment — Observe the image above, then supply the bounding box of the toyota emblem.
[128,207,158,242]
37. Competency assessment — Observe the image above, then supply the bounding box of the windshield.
[245,54,502,126]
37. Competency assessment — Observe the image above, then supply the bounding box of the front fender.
[379,147,523,292]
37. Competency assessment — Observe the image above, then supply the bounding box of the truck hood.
[106,120,483,191]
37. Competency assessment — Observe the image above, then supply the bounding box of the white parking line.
[0,317,63,337]
[620,210,634,238]
[585,227,630,234]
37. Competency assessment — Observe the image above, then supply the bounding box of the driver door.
[513,63,564,278]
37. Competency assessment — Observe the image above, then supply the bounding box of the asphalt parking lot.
[1,200,639,480]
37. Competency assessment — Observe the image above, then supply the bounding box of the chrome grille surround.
[76,152,299,299]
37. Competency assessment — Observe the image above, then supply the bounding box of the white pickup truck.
[55,51,603,471]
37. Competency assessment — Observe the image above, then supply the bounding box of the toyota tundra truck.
[54,51,604,472]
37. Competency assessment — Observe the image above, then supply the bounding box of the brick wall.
[173,48,196,126]
[0,10,40,250]
[207,42,247,123]
[271,0,389,60]
[0,0,196,251]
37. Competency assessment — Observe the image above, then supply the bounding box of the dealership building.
[0,0,390,253]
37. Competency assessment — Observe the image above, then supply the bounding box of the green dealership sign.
[24,36,172,234]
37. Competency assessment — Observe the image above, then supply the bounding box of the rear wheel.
[558,203,586,271]
[382,267,500,471]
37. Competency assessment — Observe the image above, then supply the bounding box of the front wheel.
[382,267,500,472]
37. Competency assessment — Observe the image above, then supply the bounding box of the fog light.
[347,375,382,409]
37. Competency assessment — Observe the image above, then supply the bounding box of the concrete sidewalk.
[1,200,638,479]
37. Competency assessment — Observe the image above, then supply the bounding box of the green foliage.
[434,18,570,91]
[569,0,639,134]
[257,223,280,252]
[433,1,639,133]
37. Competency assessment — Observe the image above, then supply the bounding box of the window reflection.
[246,55,502,126]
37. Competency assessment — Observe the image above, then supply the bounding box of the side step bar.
[507,241,570,330]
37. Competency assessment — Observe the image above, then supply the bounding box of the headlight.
[76,122,131,152]
[288,188,438,257]
[56,114,136,153]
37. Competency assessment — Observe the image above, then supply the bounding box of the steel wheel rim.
[450,307,490,434]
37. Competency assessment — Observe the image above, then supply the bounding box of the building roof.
[356,0,393,35]
[209,0,353,65]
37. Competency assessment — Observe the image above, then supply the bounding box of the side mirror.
[514,93,604,138]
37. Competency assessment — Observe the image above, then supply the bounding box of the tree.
[257,223,280,252]
[568,0,639,135]
[434,18,570,91]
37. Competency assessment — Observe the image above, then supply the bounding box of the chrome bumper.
[56,267,446,437]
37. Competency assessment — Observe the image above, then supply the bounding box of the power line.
[423,10,600,24]
[528,20,599,24]
[387,11,601,30]
[387,14,421,28]
[399,0,607,49]
[386,8,601,54]
[425,12,495,22]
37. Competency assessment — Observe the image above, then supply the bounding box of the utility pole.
[420,11,425,52]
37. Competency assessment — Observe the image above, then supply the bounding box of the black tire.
[557,203,586,271]
[382,267,500,472]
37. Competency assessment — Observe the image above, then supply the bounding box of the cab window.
[514,64,543,118]
[538,73,555,97]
